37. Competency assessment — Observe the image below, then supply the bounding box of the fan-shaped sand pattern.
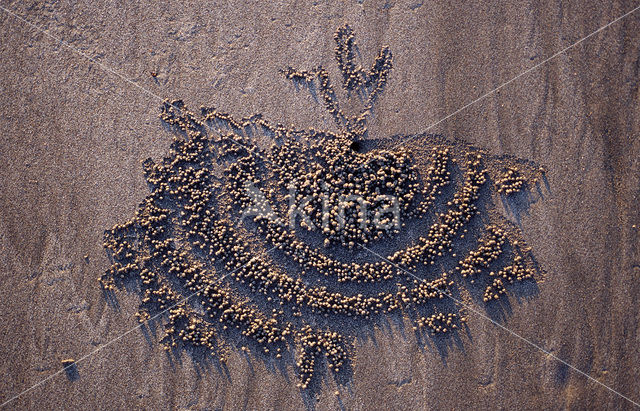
[101,24,546,393]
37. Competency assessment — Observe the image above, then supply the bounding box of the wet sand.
[1,1,640,409]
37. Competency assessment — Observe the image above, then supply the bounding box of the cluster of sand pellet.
[101,24,544,392]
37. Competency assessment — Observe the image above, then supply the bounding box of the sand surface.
[1,0,640,409]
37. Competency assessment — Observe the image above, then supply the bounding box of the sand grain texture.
[1,0,639,410]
